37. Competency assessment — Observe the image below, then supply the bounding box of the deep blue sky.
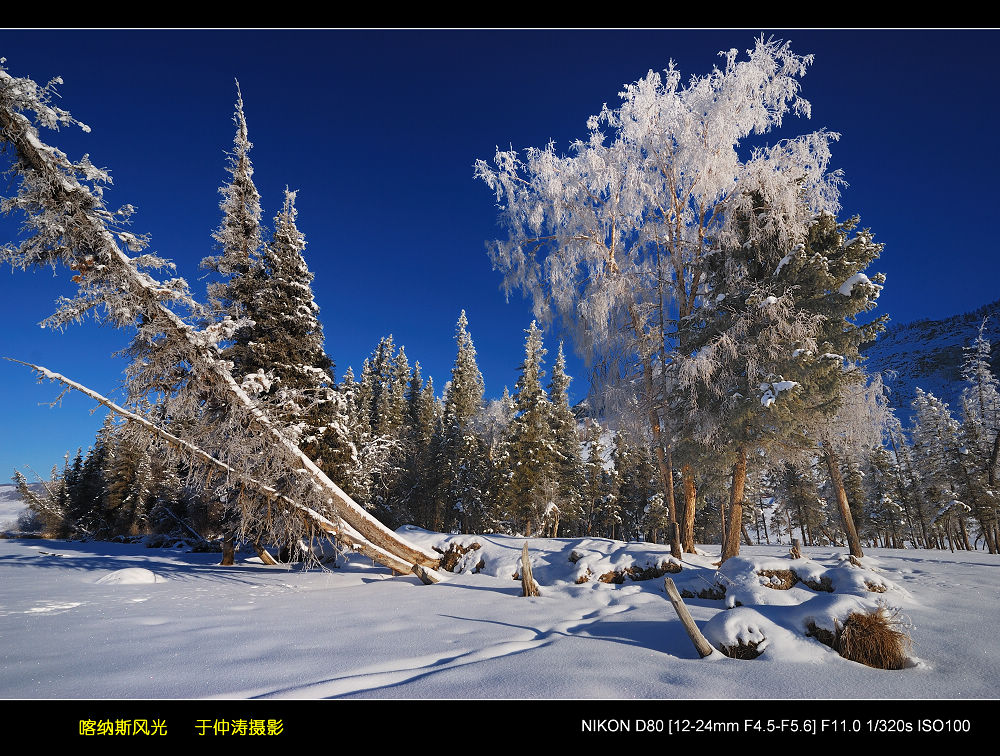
[1,29,997,479]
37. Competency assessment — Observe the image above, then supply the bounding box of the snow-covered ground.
[1,526,997,703]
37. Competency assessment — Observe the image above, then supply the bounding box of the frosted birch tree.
[476,37,842,557]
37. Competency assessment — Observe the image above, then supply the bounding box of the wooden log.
[412,564,442,585]
[664,577,714,658]
[10,359,443,579]
[520,542,541,597]
[254,543,279,566]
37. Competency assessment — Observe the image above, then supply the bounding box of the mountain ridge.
[861,297,1000,421]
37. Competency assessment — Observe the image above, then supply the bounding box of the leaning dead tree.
[0,63,442,581]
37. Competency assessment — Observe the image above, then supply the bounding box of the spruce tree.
[580,419,613,537]
[508,321,558,535]
[612,430,655,542]
[678,206,886,561]
[958,321,1000,551]
[439,311,487,533]
[548,342,585,532]
[200,83,265,377]
[910,389,972,550]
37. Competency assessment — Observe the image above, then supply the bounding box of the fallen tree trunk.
[12,359,442,583]
[0,66,441,577]
[664,578,714,658]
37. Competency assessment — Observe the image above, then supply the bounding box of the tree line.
[4,42,998,568]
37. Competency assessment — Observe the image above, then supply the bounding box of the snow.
[0,529,997,700]
[760,380,799,407]
[839,272,877,297]
[95,567,167,585]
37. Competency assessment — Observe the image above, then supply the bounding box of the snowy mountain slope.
[0,483,26,530]
[862,298,1000,419]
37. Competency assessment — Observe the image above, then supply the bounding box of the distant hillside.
[0,483,27,529]
[862,298,1000,422]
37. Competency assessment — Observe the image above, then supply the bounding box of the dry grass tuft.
[805,621,838,649]
[681,584,728,601]
[801,575,834,593]
[864,580,887,593]
[837,607,912,670]
[720,639,764,660]
[435,542,482,572]
[758,569,799,590]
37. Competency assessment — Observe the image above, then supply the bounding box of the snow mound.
[96,568,167,585]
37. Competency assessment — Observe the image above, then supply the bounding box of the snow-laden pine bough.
[0,63,442,582]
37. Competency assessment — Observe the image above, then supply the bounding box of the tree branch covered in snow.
[0,61,441,577]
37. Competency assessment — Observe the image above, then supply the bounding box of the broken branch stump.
[664,577,714,658]
[790,538,803,559]
[521,542,541,597]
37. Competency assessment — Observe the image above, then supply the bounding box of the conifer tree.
[612,430,655,541]
[581,419,613,536]
[479,387,517,533]
[439,312,488,532]
[508,322,559,535]
[201,84,265,377]
[548,342,585,531]
[0,59,441,576]
[676,205,886,560]
[861,446,905,548]
[958,321,1000,551]
[402,363,440,529]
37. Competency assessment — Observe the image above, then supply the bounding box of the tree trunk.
[681,465,697,553]
[822,443,864,559]
[790,538,803,559]
[644,362,681,559]
[720,446,747,563]
[797,498,809,547]
[960,517,971,551]
[221,531,235,565]
[520,542,540,597]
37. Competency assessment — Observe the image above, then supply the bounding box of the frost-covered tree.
[200,83,265,377]
[547,342,585,531]
[436,312,488,532]
[910,389,967,550]
[508,321,559,535]
[581,418,614,537]
[958,320,1000,551]
[477,37,843,556]
[674,204,886,560]
[247,189,336,411]
[0,60,441,577]
[611,430,656,541]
